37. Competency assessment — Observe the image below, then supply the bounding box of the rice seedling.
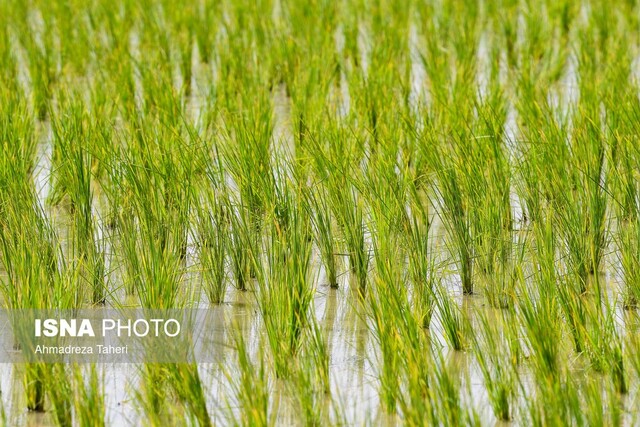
[223,328,272,427]
[434,284,469,352]
[0,96,36,182]
[521,367,581,427]
[331,184,369,295]
[469,87,520,308]
[226,202,255,292]
[167,363,212,427]
[471,310,517,421]
[627,312,640,394]
[134,364,172,426]
[253,171,314,378]
[617,200,640,309]
[193,0,220,65]
[555,138,608,294]
[194,178,229,304]
[12,4,57,120]
[427,351,478,427]
[45,364,72,427]
[0,14,18,96]
[114,129,193,305]
[368,204,435,417]
[368,220,403,413]
[514,95,570,224]
[404,188,436,328]
[303,120,369,296]
[581,293,627,394]
[72,365,105,427]
[135,352,211,424]
[429,147,475,295]
[307,319,330,396]
[279,0,338,172]
[398,342,434,426]
[517,276,561,377]
[308,184,341,289]
[292,334,331,427]
[556,276,588,355]
[603,26,637,224]
[581,377,623,427]
[221,105,274,283]
[0,176,64,412]
[22,363,47,413]
[50,93,107,304]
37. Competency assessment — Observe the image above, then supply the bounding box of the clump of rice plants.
[434,284,469,351]
[522,367,581,426]
[471,310,517,421]
[0,163,64,412]
[220,76,274,281]
[253,171,314,378]
[404,188,436,328]
[430,150,475,295]
[617,205,640,309]
[14,8,58,120]
[619,220,640,308]
[580,291,627,394]
[306,319,330,396]
[114,128,194,306]
[368,204,435,417]
[194,171,229,304]
[581,377,623,426]
[46,364,72,427]
[72,365,105,427]
[292,333,331,427]
[427,351,479,427]
[308,184,341,289]
[223,329,272,427]
[226,201,255,292]
[368,218,404,413]
[517,276,561,377]
[331,184,369,295]
[49,93,107,304]
[309,118,369,295]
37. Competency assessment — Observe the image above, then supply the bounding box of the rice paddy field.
[2,0,640,425]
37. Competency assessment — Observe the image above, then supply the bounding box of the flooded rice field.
[2,0,640,426]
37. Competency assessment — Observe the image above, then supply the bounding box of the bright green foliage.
[1,0,640,425]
